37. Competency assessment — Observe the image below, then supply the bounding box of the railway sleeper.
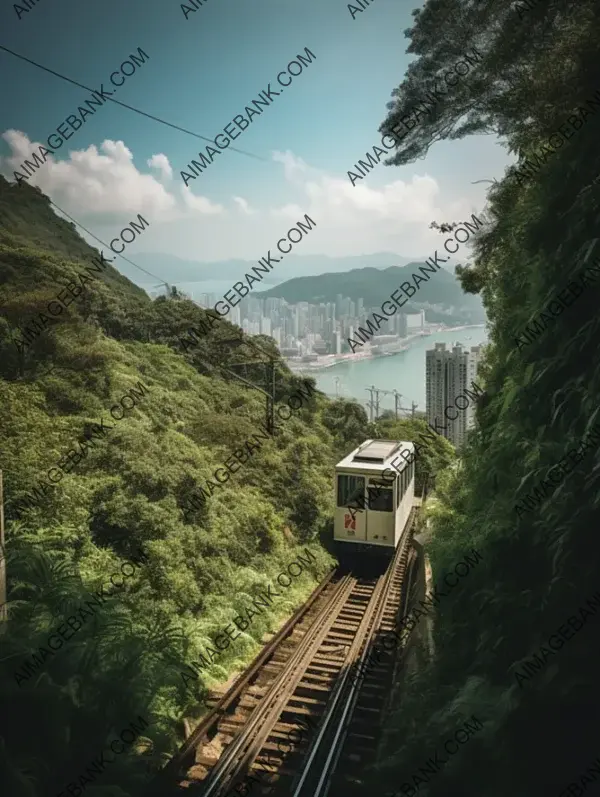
[339,607,365,618]
[355,681,387,692]
[355,701,386,717]
[348,731,378,743]
[347,597,372,607]
[287,694,328,708]
[321,637,351,648]
[261,662,288,675]
[270,718,319,736]
[306,661,340,674]
[296,680,334,695]
[332,619,362,631]
[280,704,323,722]
[325,629,356,641]
[347,719,384,735]
[312,651,346,663]
[247,685,268,696]
[218,720,254,736]
[222,708,255,724]
[255,739,305,754]
[298,671,336,684]
[238,697,266,711]
[354,702,386,715]
[250,760,297,779]
[356,687,387,701]
[311,659,345,671]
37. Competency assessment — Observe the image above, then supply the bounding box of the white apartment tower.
[426,343,482,448]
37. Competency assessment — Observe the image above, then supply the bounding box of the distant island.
[258,262,485,326]
[118,251,433,286]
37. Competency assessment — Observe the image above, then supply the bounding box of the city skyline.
[153,289,430,359]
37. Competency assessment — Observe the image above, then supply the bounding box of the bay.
[300,326,489,414]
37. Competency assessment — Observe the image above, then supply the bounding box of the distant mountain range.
[119,250,478,323]
[258,262,486,324]
[123,251,435,285]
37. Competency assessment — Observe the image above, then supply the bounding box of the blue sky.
[0,0,513,274]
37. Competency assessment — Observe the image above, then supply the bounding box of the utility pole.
[365,385,381,422]
[393,390,403,420]
[365,386,375,422]
[378,388,418,420]
[266,359,275,436]
[211,337,277,435]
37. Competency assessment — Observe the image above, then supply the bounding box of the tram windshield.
[337,474,365,508]
[368,486,393,512]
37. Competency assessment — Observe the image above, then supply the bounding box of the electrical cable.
[0,43,268,163]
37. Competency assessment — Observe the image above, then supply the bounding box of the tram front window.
[337,475,365,508]
[368,486,393,512]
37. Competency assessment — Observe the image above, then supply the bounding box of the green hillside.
[0,176,453,796]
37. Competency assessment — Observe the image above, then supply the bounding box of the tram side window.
[337,475,365,508]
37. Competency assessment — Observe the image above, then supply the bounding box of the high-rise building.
[426,343,482,448]
[468,345,482,387]
[230,305,241,327]
[331,330,342,354]
[395,312,408,338]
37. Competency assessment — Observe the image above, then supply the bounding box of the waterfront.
[291,326,489,412]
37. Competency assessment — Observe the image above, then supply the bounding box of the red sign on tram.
[344,513,356,530]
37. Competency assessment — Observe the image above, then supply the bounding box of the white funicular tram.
[334,439,415,550]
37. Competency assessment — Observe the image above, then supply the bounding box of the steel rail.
[324,529,414,796]
[200,576,357,797]
[145,566,337,796]
[292,530,413,797]
[289,575,387,796]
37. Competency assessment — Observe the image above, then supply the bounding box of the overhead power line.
[0,43,268,163]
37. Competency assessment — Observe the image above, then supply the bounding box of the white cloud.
[233,196,255,215]
[272,150,309,184]
[0,130,490,261]
[266,149,481,258]
[181,186,224,215]
[0,130,220,222]
[147,153,173,181]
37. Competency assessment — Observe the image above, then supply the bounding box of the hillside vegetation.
[368,1,600,795]
[0,175,454,797]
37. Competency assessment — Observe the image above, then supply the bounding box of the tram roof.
[335,439,415,472]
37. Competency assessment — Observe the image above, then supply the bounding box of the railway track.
[148,507,420,797]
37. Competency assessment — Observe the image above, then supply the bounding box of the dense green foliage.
[261,263,486,324]
[0,175,455,797]
[371,1,600,795]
